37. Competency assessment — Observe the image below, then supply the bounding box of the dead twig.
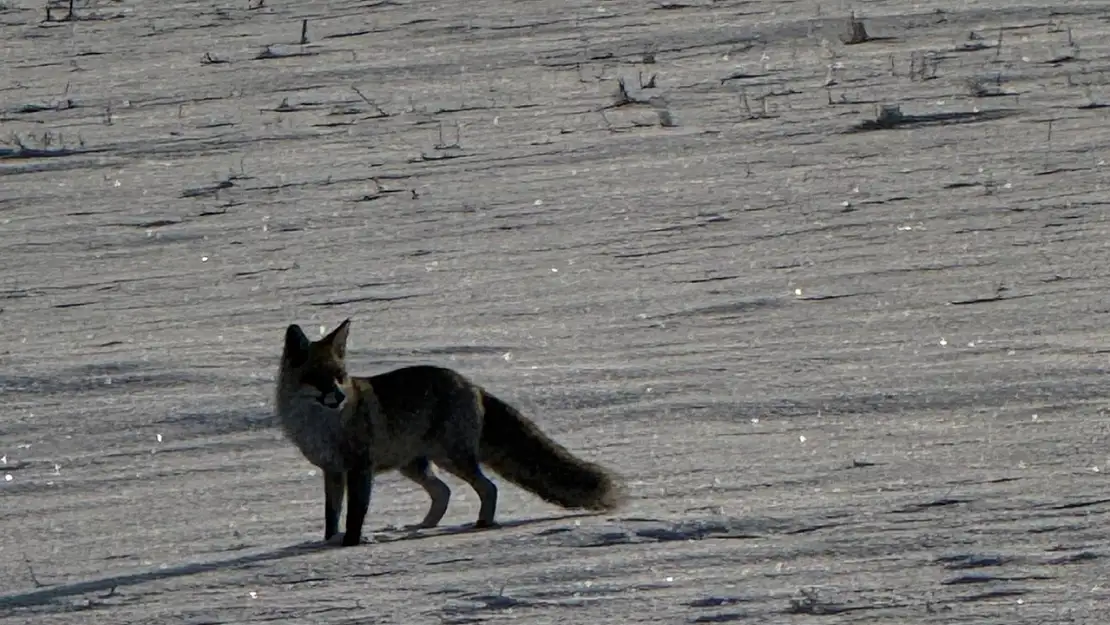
[23,553,45,588]
[433,121,461,150]
[603,77,652,110]
[350,86,390,117]
[201,52,228,65]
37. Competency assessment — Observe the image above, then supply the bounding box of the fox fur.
[274,319,626,546]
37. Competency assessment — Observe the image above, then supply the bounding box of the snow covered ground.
[2,0,1110,622]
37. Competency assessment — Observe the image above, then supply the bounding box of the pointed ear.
[283,324,310,365]
[322,318,351,359]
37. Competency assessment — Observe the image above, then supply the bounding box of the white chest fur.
[274,395,349,473]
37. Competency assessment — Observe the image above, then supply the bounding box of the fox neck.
[275,369,350,473]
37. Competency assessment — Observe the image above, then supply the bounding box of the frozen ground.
[2,0,1110,622]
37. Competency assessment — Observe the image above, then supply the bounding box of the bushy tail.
[479,392,625,512]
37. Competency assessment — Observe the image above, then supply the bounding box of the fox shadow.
[0,512,595,611]
[367,511,598,544]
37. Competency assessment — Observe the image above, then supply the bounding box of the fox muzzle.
[320,387,346,409]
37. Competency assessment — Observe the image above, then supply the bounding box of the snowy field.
[3,0,1110,622]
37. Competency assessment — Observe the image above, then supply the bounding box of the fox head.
[281,319,351,409]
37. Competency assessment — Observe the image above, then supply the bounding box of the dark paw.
[473,519,500,530]
[341,532,364,547]
[324,532,364,547]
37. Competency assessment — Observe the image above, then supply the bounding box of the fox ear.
[284,324,310,365]
[322,318,351,359]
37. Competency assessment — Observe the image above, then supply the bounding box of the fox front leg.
[323,470,346,543]
[342,465,373,547]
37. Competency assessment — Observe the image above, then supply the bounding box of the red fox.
[274,319,626,546]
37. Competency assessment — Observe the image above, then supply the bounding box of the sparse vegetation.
[965,74,1006,98]
[954,31,992,53]
[841,13,870,45]
[909,50,940,81]
[350,86,390,118]
[1,130,90,159]
[200,52,228,65]
[3,3,1109,623]
[254,41,317,60]
[608,76,650,109]
[42,0,125,23]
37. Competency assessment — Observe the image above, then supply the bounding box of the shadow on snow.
[0,513,595,611]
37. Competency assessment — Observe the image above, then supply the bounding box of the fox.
[274,318,626,547]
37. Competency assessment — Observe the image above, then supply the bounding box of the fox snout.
[320,387,346,409]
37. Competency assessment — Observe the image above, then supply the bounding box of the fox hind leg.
[323,471,346,543]
[401,457,451,529]
[438,453,498,529]
[432,387,499,528]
